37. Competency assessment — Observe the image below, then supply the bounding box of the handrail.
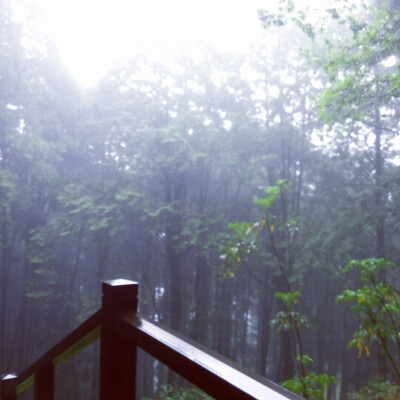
[1,279,304,400]
[115,311,301,400]
[1,310,101,399]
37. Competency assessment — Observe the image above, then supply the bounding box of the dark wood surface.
[1,280,303,400]
[1,310,101,398]
[99,280,138,400]
[115,311,304,400]
[34,364,54,400]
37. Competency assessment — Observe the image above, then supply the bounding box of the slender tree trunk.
[373,106,388,378]
[256,267,273,376]
[164,175,186,332]
[0,215,14,372]
[215,279,232,358]
[240,277,251,367]
[64,229,83,332]
[191,253,211,344]
[96,228,110,283]
[374,108,385,258]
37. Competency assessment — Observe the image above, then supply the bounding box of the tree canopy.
[1,1,400,399]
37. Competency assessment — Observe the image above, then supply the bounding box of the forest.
[1,0,400,399]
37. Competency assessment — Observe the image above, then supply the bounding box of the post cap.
[102,279,139,313]
[104,279,138,287]
[1,374,17,381]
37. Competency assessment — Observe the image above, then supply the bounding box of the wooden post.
[34,363,54,400]
[0,374,17,400]
[99,279,138,400]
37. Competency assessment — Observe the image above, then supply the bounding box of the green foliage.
[314,1,400,126]
[271,291,309,332]
[346,378,400,400]
[218,221,259,278]
[274,290,301,310]
[58,183,118,233]
[270,310,309,333]
[143,384,212,400]
[227,221,254,237]
[297,354,314,367]
[3,0,400,395]
[253,180,289,213]
[219,181,290,278]
[283,373,337,400]
[342,258,396,282]
[221,175,339,398]
[272,290,337,399]
[336,258,400,381]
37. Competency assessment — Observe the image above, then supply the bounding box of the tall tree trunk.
[191,253,211,344]
[164,176,184,332]
[374,106,388,378]
[0,215,14,371]
[214,279,232,358]
[256,267,274,376]
[96,228,110,282]
[374,107,385,258]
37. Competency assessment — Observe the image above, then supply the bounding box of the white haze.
[12,0,333,87]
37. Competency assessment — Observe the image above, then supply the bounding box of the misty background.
[1,0,400,399]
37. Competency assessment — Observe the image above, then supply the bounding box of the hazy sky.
[16,0,270,87]
[13,0,336,87]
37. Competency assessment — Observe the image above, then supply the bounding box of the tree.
[337,258,400,383]
[221,183,337,398]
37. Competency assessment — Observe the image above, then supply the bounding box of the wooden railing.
[0,279,303,400]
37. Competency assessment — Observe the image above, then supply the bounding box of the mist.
[1,0,400,399]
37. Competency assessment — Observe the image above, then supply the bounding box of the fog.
[1,0,400,399]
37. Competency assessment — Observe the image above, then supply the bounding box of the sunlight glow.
[13,0,329,87]
[19,0,266,86]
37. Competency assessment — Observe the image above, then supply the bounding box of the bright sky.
[16,0,270,87]
[13,0,338,87]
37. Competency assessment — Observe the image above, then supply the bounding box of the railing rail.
[0,310,101,400]
[1,279,303,400]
